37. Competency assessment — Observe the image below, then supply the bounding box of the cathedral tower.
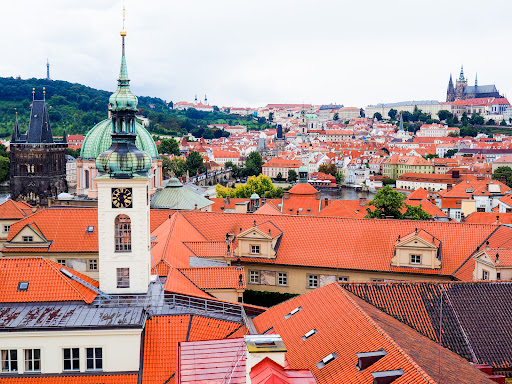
[446,74,455,102]
[455,66,467,101]
[95,13,153,294]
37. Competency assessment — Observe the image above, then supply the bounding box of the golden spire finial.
[120,6,127,36]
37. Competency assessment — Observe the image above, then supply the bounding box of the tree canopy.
[492,166,512,187]
[216,175,284,198]
[365,186,431,220]
[158,138,181,155]
[318,164,337,176]
[245,151,264,176]
[185,151,205,176]
[287,170,298,183]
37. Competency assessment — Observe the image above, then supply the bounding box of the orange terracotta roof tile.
[0,199,33,220]
[179,267,246,290]
[142,315,190,384]
[164,267,213,299]
[252,283,493,384]
[178,211,497,279]
[0,373,138,383]
[288,183,318,195]
[0,257,98,304]
[3,207,173,253]
[187,316,244,341]
[464,212,512,224]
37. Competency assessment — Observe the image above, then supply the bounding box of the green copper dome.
[80,119,158,161]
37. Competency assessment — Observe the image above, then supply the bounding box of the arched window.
[85,170,90,189]
[115,214,131,252]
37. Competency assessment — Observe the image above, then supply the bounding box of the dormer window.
[251,245,260,255]
[22,236,33,242]
[17,282,29,291]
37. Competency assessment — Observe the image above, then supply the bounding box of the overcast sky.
[2,0,511,108]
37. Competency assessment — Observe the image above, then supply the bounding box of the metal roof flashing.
[245,334,287,353]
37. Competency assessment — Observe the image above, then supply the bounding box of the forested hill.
[0,77,270,139]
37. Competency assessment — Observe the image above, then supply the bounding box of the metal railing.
[164,293,243,319]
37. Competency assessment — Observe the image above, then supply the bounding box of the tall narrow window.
[63,348,79,371]
[85,169,90,189]
[24,349,41,372]
[86,348,103,370]
[1,350,18,372]
[115,215,131,252]
[117,268,130,288]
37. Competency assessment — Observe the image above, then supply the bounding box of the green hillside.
[0,77,270,139]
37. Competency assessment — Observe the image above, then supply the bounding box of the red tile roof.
[0,199,33,220]
[252,283,492,384]
[143,315,244,384]
[0,257,98,304]
[0,374,138,383]
[177,211,497,278]
[3,208,173,254]
[288,183,318,196]
[464,212,512,224]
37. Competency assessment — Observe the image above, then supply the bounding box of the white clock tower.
[95,21,153,294]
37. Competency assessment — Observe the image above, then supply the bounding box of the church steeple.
[475,73,478,87]
[459,65,465,82]
[11,109,20,143]
[96,8,150,178]
[446,74,455,102]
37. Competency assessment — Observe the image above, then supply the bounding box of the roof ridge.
[338,285,437,384]
[43,258,96,303]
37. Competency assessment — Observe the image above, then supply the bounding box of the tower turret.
[95,8,153,295]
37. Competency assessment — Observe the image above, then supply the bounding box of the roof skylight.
[285,306,302,319]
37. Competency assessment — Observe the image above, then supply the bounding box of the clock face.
[112,188,133,208]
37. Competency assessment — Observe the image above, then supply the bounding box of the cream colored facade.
[365,102,451,120]
[391,234,441,270]
[235,228,278,259]
[96,177,152,294]
[473,251,512,281]
[242,263,452,295]
[0,328,141,374]
[0,219,22,253]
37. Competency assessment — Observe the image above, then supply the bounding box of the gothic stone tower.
[446,74,455,102]
[10,93,68,206]
[95,22,153,294]
[455,66,467,101]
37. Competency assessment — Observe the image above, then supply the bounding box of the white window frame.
[88,259,98,271]
[482,270,489,281]
[277,272,288,286]
[250,245,260,255]
[57,259,66,266]
[249,270,260,284]
[24,349,41,372]
[22,236,34,242]
[63,348,80,371]
[116,268,130,288]
[1,350,18,373]
[3,225,10,233]
[337,276,349,283]
[86,347,103,371]
[410,254,421,265]
[307,274,318,289]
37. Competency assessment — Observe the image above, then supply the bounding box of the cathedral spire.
[11,109,20,143]
[475,73,478,87]
[459,65,465,82]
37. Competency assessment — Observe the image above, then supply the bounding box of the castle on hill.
[446,66,502,102]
